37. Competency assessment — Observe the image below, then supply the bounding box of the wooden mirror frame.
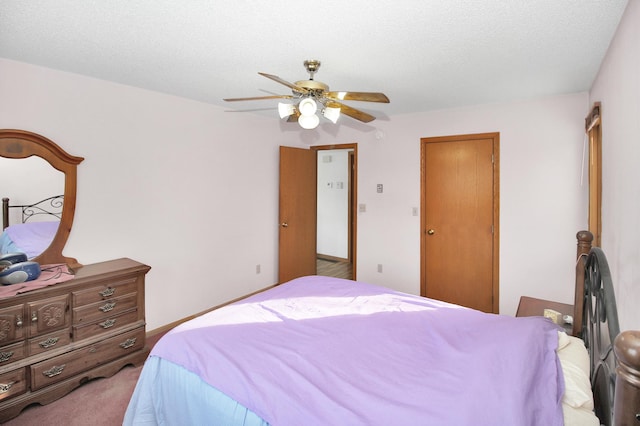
[0,129,84,268]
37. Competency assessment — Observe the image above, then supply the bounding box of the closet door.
[421,133,499,313]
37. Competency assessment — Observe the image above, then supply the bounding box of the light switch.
[377,184,383,193]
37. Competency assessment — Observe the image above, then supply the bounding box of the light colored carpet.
[2,364,142,425]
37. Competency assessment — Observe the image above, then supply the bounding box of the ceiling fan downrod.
[304,60,321,80]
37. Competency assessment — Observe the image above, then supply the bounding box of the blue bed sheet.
[0,231,21,255]
[123,356,269,426]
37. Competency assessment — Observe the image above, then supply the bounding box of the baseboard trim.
[146,283,278,337]
[317,254,349,263]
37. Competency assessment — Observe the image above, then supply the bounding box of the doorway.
[278,144,357,283]
[420,133,499,313]
[313,145,356,280]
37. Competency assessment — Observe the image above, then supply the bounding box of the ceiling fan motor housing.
[294,79,329,98]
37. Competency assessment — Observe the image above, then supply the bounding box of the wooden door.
[420,133,499,313]
[278,146,317,283]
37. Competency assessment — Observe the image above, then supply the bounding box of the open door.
[278,146,317,283]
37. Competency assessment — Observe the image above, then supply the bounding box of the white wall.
[589,0,640,332]
[317,149,350,258]
[1,57,593,330]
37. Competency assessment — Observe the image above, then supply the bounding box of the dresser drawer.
[0,341,26,366]
[0,367,26,403]
[73,292,138,326]
[28,328,72,356]
[72,277,138,306]
[72,309,139,341]
[31,327,145,390]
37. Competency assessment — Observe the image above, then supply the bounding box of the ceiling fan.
[223,60,390,129]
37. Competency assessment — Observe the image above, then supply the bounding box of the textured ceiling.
[0,1,629,120]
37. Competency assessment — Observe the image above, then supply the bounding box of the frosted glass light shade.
[322,107,341,124]
[298,114,320,129]
[278,102,295,118]
[298,98,317,116]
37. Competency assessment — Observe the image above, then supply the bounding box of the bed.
[124,231,640,425]
[1,195,63,258]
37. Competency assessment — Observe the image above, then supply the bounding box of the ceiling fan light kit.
[299,113,320,130]
[298,98,318,116]
[278,102,296,119]
[224,60,389,130]
[322,107,341,124]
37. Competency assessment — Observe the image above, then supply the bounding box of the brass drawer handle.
[0,381,15,394]
[16,315,22,328]
[120,337,136,349]
[99,302,116,313]
[43,364,66,378]
[31,312,38,323]
[99,319,116,329]
[0,351,14,363]
[99,287,115,297]
[39,337,60,349]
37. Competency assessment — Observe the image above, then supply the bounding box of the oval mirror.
[0,129,84,267]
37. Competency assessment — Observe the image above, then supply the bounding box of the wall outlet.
[256,264,261,274]
[377,264,383,273]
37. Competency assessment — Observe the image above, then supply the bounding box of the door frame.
[419,132,500,312]
[312,143,358,280]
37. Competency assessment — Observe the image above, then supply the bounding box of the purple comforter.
[152,276,564,426]
[4,221,58,259]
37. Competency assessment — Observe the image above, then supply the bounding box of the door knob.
[281,222,289,228]
[427,229,435,235]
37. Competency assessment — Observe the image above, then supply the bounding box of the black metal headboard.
[581,246,621,426]
[2,195,64,229]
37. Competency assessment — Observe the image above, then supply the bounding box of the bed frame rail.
[2,195,64,229]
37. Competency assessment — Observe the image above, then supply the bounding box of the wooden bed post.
[573,230,593,337]
[613,330,640,426]
[2,197,8,229]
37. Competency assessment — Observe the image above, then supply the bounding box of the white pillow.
[557,331,594,410]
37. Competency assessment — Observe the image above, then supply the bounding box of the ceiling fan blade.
[326,91,390,103]
[223,95,294,102]
[258,72,308,93]
[325,101,376,123]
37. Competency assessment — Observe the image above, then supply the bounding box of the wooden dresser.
[0,258,150,422]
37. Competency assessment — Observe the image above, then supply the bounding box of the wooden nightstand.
[516,296,574,334]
